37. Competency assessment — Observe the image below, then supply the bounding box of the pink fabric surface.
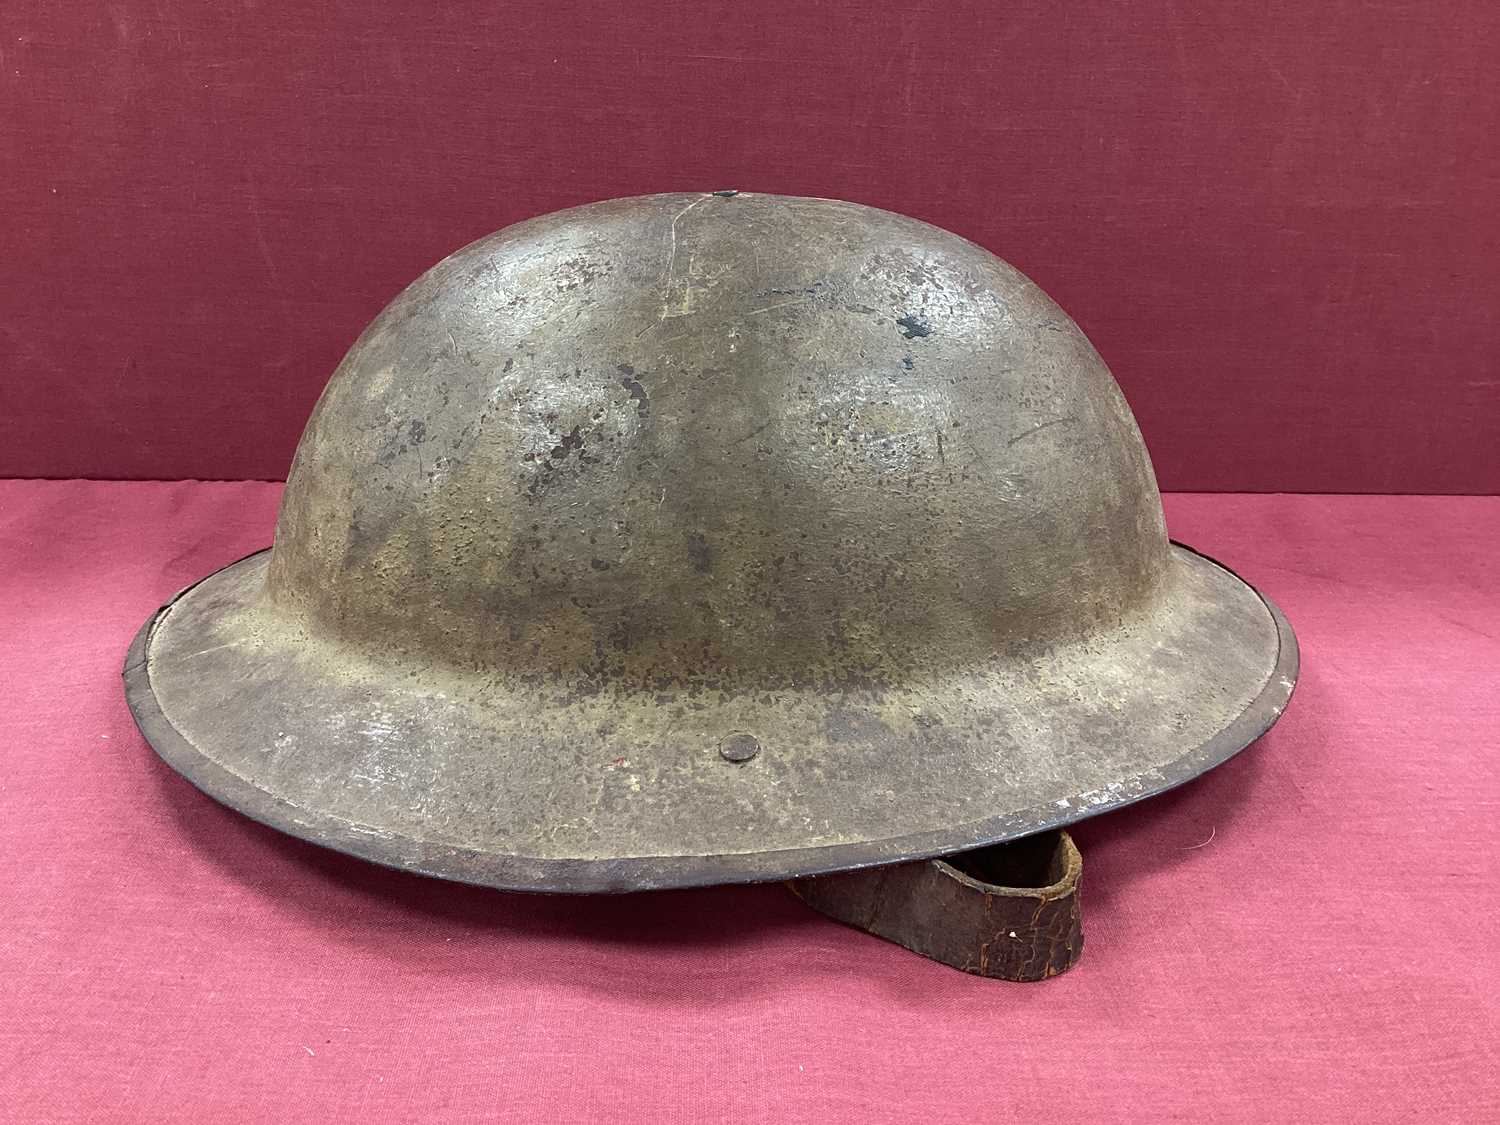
[2,480,1496,1123]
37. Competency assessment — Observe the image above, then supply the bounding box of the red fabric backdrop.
[3,1,1497,490]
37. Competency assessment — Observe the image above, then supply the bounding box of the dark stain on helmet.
[548,426,584,461]
[618,364,649,416]
[896,312,932,339]
[687,531,713,574]
[822,703,893,745]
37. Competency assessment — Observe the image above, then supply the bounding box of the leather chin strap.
[788,830,1084,982]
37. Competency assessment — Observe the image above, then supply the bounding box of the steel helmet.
[125,192,1297,893]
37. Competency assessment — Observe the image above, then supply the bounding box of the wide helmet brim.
[124,542,1295,893]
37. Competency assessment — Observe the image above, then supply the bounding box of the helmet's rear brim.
[123,545,1297,893]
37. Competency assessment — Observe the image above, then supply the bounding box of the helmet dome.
[269,192,1166,684]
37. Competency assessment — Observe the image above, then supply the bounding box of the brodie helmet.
[125,193,1296,907]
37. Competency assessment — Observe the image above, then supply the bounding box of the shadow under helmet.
[124,192,1298,892]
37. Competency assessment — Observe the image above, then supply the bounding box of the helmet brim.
[123,542,1297,893]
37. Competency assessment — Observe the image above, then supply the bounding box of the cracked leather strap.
[787,830,1084,981]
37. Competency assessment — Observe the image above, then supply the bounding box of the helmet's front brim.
[123,545,1297,893]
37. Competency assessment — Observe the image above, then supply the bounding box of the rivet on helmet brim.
[719,733,761,763]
